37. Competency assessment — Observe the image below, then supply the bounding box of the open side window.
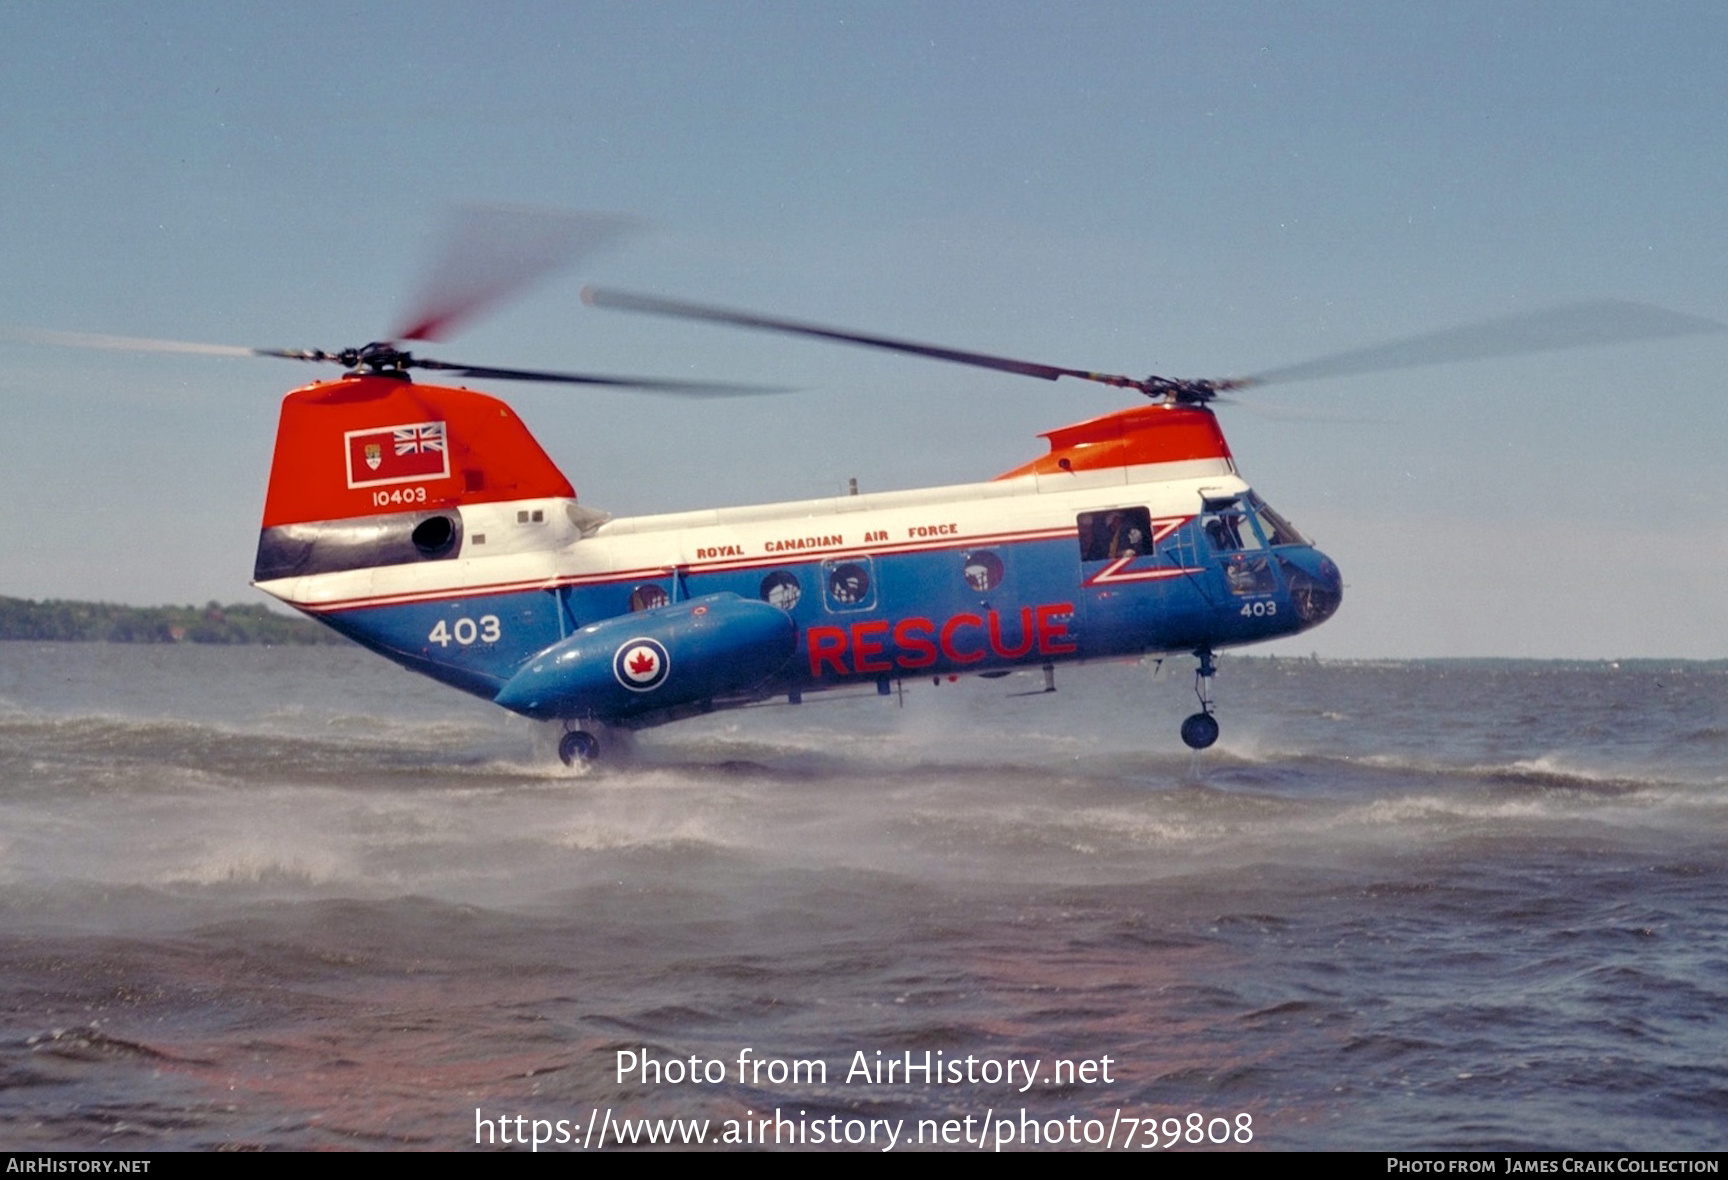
[1077,507,1153,562]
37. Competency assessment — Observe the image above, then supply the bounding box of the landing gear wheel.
[559,730,600,766]
[1181,645,1220,750]
[1180,712,1220,750]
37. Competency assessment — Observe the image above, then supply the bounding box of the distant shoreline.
[1235,653,1728,670]
[0,596,347,645]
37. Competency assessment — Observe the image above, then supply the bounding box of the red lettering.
[940,613,986,664]
[987,607,1036,659]
[851,620,892,673]
[809,625,849,676]
[1036,603,1078,655]
[893,617,938,668]
[813,603,1072,678]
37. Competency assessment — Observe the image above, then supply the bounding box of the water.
[0,644,1723,1150]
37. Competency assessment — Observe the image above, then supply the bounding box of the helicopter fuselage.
[251,376,1341,740]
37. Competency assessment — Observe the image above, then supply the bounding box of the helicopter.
[20,210,1721,763]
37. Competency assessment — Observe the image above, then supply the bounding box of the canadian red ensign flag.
[344,421,450,488]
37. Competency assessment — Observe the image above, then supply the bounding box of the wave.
[6,694,1723,827]
[1194,739,1725,796]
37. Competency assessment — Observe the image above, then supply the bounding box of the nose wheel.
[1180,647,1220,750]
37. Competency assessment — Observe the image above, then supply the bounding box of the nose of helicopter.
[1290,550,1344,630]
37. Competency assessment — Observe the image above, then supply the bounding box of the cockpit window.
[1246,493,1307,547]
[1201,510,1265,553]
[1224,554,1277,596]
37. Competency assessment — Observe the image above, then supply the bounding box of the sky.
[0,1,1723,658]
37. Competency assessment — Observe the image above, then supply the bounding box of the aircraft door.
[1163,515,1201,571]
[1075,506,1204,656]
[1193,499,1286,631]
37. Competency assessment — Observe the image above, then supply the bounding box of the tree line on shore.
[0,596,346,644]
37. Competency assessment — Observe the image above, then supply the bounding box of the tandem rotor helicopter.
[20,210,1722,762]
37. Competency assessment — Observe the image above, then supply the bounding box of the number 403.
[428,615,502,647]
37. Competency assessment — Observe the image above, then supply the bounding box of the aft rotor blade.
[582,286,1144,388]
[1243,300,1725,388]
[6,326,269,359]
[394,208,641,342]
[410,356,787,396]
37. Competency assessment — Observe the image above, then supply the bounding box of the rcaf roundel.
[613,638,671,692]
[344,421,451,489]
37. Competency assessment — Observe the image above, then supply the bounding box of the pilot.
[1225,554,1270,594]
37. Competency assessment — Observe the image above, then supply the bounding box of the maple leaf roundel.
[612,637,671,692]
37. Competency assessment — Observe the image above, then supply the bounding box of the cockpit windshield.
[1246,492,1307,547]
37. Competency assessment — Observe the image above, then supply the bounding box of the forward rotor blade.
[394,208,641,342]
[1243,300,1725,388]
[583,286,1142,387]
[409,356,786,396]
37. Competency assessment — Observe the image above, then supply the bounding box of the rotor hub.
[346,343,414,375]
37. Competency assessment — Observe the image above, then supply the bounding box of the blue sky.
[1,2,1723,657]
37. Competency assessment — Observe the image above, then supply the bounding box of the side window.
[760,571,803,611]
[963,550,1004,592]
[1077,507,1153,562]
[628,583,670,612]
[822,558,876,612]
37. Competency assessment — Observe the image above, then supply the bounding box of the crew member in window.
[1107,512,1147,559]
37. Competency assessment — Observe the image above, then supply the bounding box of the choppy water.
[0,644,1722,1150]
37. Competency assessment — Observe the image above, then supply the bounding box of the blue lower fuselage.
[306,514,1341,724]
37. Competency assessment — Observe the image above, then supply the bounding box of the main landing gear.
[559,728,601,766]
[1180,647,1220,750]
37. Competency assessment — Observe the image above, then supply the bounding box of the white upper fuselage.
[256,455,1242,612]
